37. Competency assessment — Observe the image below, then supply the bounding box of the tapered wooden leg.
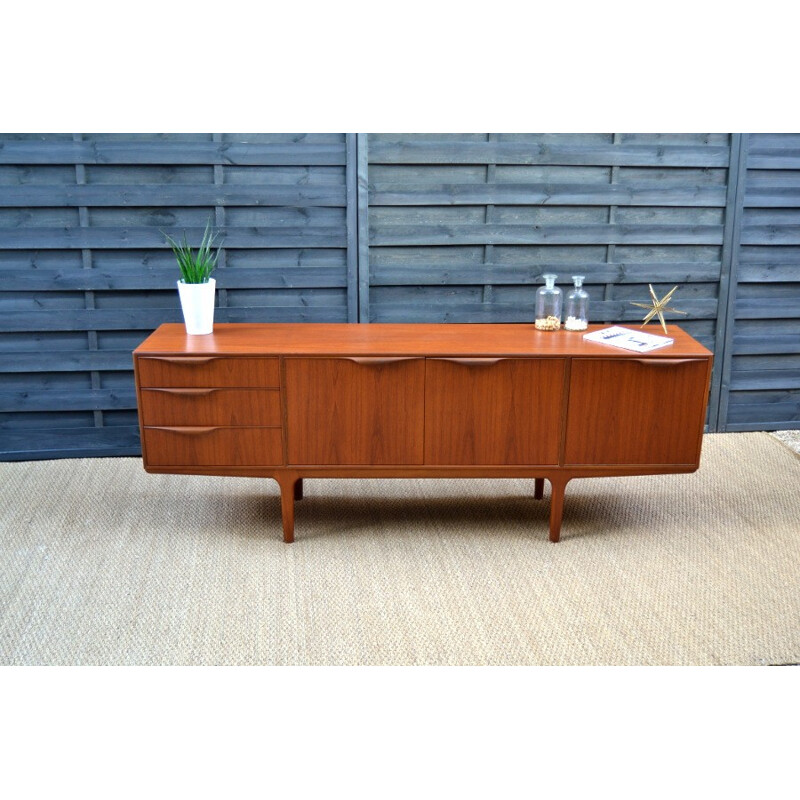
[534,478,544,500]
[278,476,297,543]
[294,478,304,501]
[548,477,569,543]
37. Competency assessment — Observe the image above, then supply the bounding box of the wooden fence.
[1,132,797,459]
[717,134,800,431]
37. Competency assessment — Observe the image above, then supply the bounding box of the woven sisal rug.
[1,433,798,665]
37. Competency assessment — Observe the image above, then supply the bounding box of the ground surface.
[770,430,800,454]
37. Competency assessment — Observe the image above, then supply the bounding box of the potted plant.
[164,219,222,335]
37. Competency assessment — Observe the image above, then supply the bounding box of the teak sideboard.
[133,323,713,543]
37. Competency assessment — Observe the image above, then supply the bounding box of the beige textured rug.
[1,433,798,666]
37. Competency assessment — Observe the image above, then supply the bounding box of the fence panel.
[0,133,355,460]
[720,133,800,430]
[364,133,733,365]
[3,132,799,459]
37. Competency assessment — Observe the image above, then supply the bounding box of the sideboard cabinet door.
[564,358,710,466]
[424,357,566,465]
[285,357,425,465]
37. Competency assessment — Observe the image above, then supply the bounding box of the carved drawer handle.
[146,388,216,397]
[148,357,217,365]
[344,357,419,365]
[435,357,505,366]
[633,358,699,366]
[152,426,219,435]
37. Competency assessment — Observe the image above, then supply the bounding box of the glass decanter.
[535,274,562,331]
[564,275,589,331]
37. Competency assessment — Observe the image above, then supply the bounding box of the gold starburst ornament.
[630,284,688,335]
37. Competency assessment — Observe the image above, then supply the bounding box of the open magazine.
[583,326,674,353]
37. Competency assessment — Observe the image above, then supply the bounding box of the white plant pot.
[177,278,216,335]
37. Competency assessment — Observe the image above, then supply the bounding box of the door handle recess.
[633,358,698,366]
[147,357,217,365]
[343,357,419,365]
[145,388,216,397]
[150,426,219,435]
[433,358,505,366]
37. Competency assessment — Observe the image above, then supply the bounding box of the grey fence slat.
[724,421,800,431]
[3,305,346,331]
[0,388,137,412]
[369,183,727,207]
[736,264,800,282]
[739,247,800,264]
[369,142,730,167]
[370,298,717,323]
[745,150,800,170]
[727,404,800,424]
[0,426,142,460]
[0,351,135,372]
[743,187,800,207]
[370,262,722,286]
[0,141,347,165]
[740,225,800,245]
[731,353,800,371]
[732,335,800,354]
[734,298,799,318]
[730,370,800,390]
[746,172,800,188]
[727,388,800,403]
[748,134,800,147]
[219,306,346,323]
[0,184,346,207]
[369,224,724,246]
[0,226,347,249]
[3,266,348,291]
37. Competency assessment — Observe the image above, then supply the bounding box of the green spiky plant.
[163,219,222,284]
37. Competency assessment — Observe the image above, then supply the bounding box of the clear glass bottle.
[535,274,562,330]
[564,275,589,331]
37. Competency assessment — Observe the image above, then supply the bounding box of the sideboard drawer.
[143,426,283,467]
[139,388,281,427]
[137,356,280,388]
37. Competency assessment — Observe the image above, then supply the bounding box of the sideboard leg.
[294,478,304,501]
[278,476,296,543]
[534,478,544,500]
[548,477,569,543]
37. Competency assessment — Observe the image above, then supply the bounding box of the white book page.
[583,326,674,353]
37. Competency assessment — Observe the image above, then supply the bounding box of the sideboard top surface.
[134,323,712,358]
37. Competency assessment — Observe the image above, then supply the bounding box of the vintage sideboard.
[133,323,713,542]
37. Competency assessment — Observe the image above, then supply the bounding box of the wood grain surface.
[424,357,565,465]
[142,426,283,467]
[134,323,712,358]
[137,356,280,387]
[285,357,425,465]
[564,358,711,465]
[139,388,281,427]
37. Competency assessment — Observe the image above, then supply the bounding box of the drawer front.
[143,426,283,467]
[564,358,710,466]
[139,388,281,427]
[137,356,280,388]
